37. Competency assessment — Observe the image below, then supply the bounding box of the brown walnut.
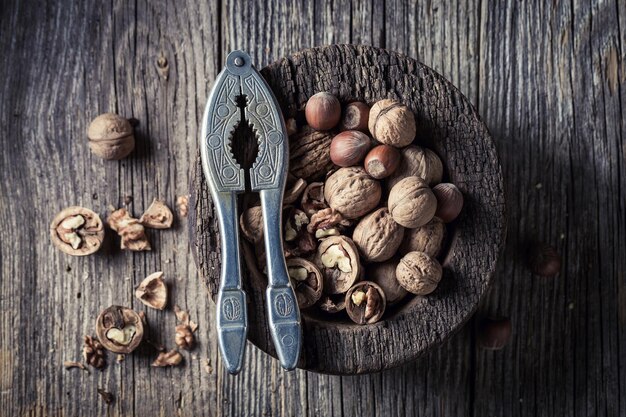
[324,167,381,219]
[135,271,167,310]
[107,208,151,251]
[368,99,416,148]
[352,208,404,263]
[289,126,334,181]
[345,281,386,324]
[314,236,362,294]
[50,206,105,256]
[287,258,324,309]
[87,113,135,160]
[96,305,144,354]
[388,176,437,228]
[400,217,446,257]
[387,145,444,189]
[396,251,442,295]
[139,199,174,229]
[369,260,408,305]
[240,205,263,243]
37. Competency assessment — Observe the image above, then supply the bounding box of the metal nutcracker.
[200,50,302,374]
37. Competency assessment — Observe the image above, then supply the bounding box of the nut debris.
[140,199,174,229]
[152,350,183,367]
[135,271,167,310]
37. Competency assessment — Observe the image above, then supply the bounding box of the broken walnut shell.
[287,258,324,309]
[388,176,437,228]
[87,113,135,160]
[107,208,151,251]
[314,235,362,294]
[345,281,386,324]
[139,199,174,229]
[352,208,405,263]
[396,251,443,295]
[283,178,308,205]
[368,99,416,148]
[324,167,381,219]
[300,182,327,216]
[50,206,105,256]
[96,305,144,354]
[318,294,346,314]
[135,271,167,310]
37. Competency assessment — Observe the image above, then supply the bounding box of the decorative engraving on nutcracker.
[274,293,294,318]
[223,297,242,321]
[281,334,295,348]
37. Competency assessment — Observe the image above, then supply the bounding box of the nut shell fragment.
[345,281,386,324]
[96,305,144,354]
[50,206,105,256]
[139,199,174,229]
[314,236,362,294]
[135,271,167,310]
[287,258,324,309]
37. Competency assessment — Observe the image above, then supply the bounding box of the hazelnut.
[477,317,512,350]
[283,177,308,205]
[324,167,381,219]
[289,126,334,181]
[314,236,362,294]
[50,206,105,256]
[369,260,408,305]
[300,182,327,215]
[388,176,437,228]
[345,281,386,324]
[400,217,446,257]
[527,242,561,277]
[107,208,151,251]
[135,271,167,310]
[87,113,135,160]
[287,258,324,309]
[139,199,174,229]
[368,99,416,148]
[339,101,370,132]
[353,208,404,263]
[364,145,401,179]
[396,251,442,295]
[387,145,443,188]
[96,305,144,354]
[152,350,183,367]
[318,294,346,314]
[433,183,464,223]
[240,206,263,243]
[329,130,371,167]
[305,92,341,130]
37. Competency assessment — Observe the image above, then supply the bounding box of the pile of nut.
[240,92,464,325]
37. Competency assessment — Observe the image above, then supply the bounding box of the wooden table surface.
[1,1,624,416]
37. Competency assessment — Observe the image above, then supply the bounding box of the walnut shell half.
[353,208,404,263]
[287,258,324,309]
[96,305,144,354]
[50,206,105,256]
[314,236,362,294]
[139,199,174,229]
[324,167,381,219]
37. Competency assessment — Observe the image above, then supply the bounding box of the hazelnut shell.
[329,130,371,167]
[339,101,370,132]
[433,183,464,223]
[305,92,341,130]
[388,176,437,228]
[364,145,401,179]
[353,208,404,263]
[87,113,135,160]
[477,317,512,350]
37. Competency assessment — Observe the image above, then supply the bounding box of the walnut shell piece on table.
[108,208,151,251]
[396,251,443,295]
[400,217,446,257]
[352,208,404,263]
[139,199,174,229]
[135,271,167,310]
[388,176,437,228]
[314,236,362,294]
[289,126,334,181]
[87,113,135,160]
[368,99,416,148]
[345,281,386,324]
[96,305,144,354]
[286,258,324,309]
[387,145,444,189]
[369,260,408,305]
[50,206,105,256]
[323,167,381,219]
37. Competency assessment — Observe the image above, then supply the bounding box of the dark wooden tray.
[189,44,506,375]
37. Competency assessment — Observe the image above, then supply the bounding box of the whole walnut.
[240,206,263,243]
[352,208,404,263]
[87,113,135,160]
[400,217,446,257]
[387,145,443,189]
[289,126,334,181]
[369,260,408,305]
[396,251,442,295]
[388,176,437,228]
[368,99,416,148]
[324,167,381,219]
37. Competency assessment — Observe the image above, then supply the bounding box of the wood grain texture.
[0,0,624,416]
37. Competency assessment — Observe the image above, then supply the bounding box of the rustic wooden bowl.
[189,44,505,375]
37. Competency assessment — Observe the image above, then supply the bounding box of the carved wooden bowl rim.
[190,44,506,375]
